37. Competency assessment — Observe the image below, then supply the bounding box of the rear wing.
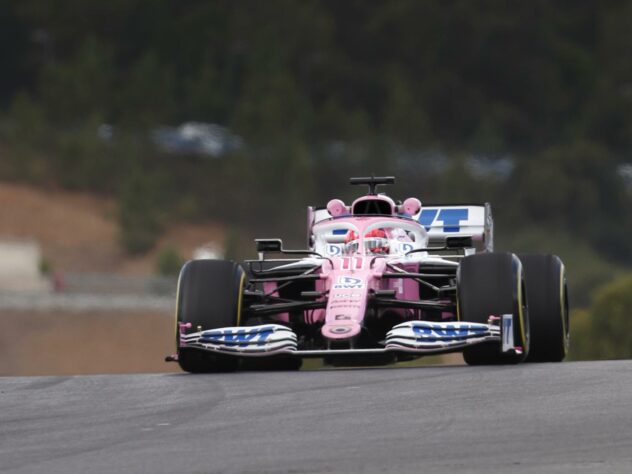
[307,203,494,253]
[413,204,493,253]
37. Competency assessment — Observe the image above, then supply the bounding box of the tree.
[569,274,632,360]
[118,168,163,255]
[508,141,631,263]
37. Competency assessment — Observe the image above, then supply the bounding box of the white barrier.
[0,240,51,292]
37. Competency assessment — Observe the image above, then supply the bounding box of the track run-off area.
[1,360,631,473]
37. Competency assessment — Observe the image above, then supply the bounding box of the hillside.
[0,182,224,275]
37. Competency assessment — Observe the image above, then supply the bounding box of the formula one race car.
[168,176,569,372]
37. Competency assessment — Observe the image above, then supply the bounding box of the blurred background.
[1,0,631,375]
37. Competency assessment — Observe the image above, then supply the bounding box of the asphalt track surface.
[1,360,631,474]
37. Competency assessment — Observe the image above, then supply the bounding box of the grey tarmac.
[1,360,631,473]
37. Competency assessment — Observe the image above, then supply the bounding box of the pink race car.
[169,176,569,372]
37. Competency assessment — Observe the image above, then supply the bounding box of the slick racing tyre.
[519,254,569,362]
[176,259,246,373]
[458,253,530,365]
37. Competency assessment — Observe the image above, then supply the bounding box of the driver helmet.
[344,230,360,254]
[364,228,390,255]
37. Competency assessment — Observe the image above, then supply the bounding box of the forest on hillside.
[1,1,631,341]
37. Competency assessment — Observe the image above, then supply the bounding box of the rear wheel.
[458,253,529,365]
[519,254,569,362]
[176,259,246,373]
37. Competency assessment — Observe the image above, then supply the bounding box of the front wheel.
[176,259,246,373]
[458,253,530,365]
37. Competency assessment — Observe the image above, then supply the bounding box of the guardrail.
[60,273,177,296]
[0,272,178,312]
[0,293,174,312]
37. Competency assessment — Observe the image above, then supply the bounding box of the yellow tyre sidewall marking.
[559,262,569,353]
[516,259,528,352]
[236,271,245,326]
[456,296,461,322]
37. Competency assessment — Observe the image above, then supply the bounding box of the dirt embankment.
[0,181,224,274]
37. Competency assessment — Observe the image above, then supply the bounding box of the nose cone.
[321,321,362,340]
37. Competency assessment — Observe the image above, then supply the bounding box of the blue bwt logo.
[419,208,469,232]
[412,323,487,341]
[201,326,275,347]
[334,276,364,289]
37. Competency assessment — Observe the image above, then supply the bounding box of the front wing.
[178,316,517,358]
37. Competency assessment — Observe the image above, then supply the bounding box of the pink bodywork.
[308,216,421,341]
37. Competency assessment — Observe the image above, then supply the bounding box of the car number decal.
[327,244,342,256]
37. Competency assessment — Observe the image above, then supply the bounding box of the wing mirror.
[255,239,283,253]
